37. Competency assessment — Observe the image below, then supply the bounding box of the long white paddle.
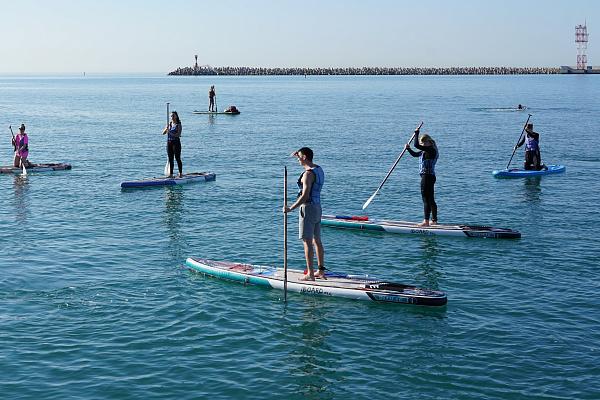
[164,102,170,176]
[362,122,423,210]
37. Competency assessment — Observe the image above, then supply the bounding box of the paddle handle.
[283,166,288,302]
[362,121,423,210]
[506,114,532,169]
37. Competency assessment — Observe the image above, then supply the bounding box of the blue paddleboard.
[492,165,565,178]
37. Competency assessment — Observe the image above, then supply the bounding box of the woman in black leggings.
[162,111,183,177]
[405,129,439,227]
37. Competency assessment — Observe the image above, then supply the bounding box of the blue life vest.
[419,146,438,175]
[525,135,539,151]
[297,165,325,204]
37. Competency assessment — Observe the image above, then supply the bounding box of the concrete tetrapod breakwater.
[168,66,560,76]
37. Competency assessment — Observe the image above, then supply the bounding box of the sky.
[1,0,598,73]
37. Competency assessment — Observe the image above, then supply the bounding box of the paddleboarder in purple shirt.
[515,123,545,171]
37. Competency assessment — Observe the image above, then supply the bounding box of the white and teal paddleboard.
[121,172,216,189]
[185,257,447,306]
[492,164,565,178]
[321,215,521,239]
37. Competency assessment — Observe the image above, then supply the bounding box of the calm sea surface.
[1,74,599,399]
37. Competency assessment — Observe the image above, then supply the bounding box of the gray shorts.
[299,203,322,240]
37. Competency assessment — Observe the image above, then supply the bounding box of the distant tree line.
[168,66,560,76]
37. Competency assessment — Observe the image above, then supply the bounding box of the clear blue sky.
[1,0,598,73]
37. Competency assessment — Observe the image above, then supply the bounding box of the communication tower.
[575,23,589,70]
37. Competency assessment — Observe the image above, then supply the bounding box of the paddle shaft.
[283,166,288,302]
[506,114,532,169]
[362,121,423,210]
[165,103,170,176]
[9,125,16,151]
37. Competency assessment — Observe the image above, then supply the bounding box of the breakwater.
[168,66,559,76]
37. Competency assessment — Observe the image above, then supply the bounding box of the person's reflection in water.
[522,176,542,204]
[13,175,30,224]
[285,303,335,397]
[416,236,442,290]
[207,114,215,126]
[163,187,184,260]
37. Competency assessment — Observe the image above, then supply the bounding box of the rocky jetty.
[169,65,559,76]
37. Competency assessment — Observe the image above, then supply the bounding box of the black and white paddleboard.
[321,215,521,239]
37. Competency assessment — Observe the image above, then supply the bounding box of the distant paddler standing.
[208,85,216,112]
[405,128,439,227]
[283,147,326,281]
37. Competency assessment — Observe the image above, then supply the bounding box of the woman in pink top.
[13,124,30,167]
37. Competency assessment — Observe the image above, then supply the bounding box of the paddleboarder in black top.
[162,111,183,178]
[406,129,439,227]
[208,85,216,112]
[515,123,545,171]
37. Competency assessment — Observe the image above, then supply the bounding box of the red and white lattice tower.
[575,23,589,70]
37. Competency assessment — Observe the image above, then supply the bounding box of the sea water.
[0,74,598,399]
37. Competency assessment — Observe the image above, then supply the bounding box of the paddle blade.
[362,190,378,210]
[22,164,27,176]
[164,161,170,176]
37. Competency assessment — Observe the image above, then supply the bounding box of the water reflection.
[207,114,215,125]
[416,236,442,290]
[522,176,542,204]
[13,175,29,224]
[163,187,184,260]
[286,303,336,398]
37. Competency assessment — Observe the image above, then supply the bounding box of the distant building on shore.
[559,65,600,74]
